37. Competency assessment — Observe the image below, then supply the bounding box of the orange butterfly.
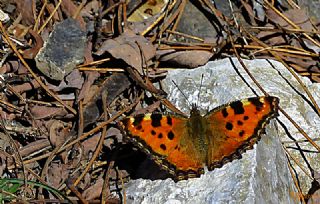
[120,96,279,181]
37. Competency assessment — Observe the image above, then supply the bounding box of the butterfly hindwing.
[204,96,279,170]
[121,113,205,179]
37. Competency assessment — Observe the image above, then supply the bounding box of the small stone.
[35,18,86,80]
[0,9,9,22]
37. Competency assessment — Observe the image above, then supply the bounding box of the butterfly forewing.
[204,96,279,170]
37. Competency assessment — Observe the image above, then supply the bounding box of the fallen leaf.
[11,79,41,94]
[47,162,70,188]
[30,106,68,119]
[60,0,86,30]
[82,176,104,200]
[266,9,313,30]
[96,29,156,73]
[14,0,35,25]
[47,120,69,148]
[22,29,44,59]
[158,50,213,68]
[81,133,100,158]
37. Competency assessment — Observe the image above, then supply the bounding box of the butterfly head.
[190,103,201,117]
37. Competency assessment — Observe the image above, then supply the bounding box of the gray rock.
[176,1,219,42]
[124,58,320,204]
[297,0,320,22]
[35,18,86,81]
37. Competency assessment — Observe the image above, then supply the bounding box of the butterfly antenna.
[172,80,192,108]
[196,74,204,107]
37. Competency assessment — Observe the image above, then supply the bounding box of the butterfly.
[120,96,279,181]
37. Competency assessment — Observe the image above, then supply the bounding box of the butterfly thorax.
[187,105,209,160]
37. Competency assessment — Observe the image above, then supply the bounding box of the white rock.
[0,9,9,22]
[125,58,319,203]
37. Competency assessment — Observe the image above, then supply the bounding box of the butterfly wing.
[120,113,205,180]
[204,96,279,170]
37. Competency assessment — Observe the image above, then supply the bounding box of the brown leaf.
[46,69,84,92]
[81,133,100,158]
[286,57,317,72]
[30,106,67,119]
[47,120,69,148]
[96,29,156,73]
[78,71,100,102]
[12,79,41,94]
[0,152,8,177]
[19,139,51,157]
[159,50,213,68]
[22,29,44,59]
[60,0,86,30]
[47,163,70,188]
[1,61,28,74]
[104,127,123,149]
[82,176,104,200]
[15,0,35,25]
[258,9,315,47]
[46,3,60,21]
[80,0,100,19]
[266,9,313,30]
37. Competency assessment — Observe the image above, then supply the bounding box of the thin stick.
[196,74,204,107]
[172,80,192,108]
[37,0,62,34]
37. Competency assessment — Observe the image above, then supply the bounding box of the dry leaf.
[30,106,67,119]
[96,29,156,73]
[22,29,44,59]
[159,50,213,68]
[82,176,104,200]
[15,0,35,25]
[47,163,70,188]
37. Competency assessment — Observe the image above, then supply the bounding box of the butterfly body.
[121,96,279,181]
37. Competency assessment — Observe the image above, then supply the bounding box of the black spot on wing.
[158,133,163,138]
[151,130,156,135]
[230,101,245,114]
[151,113,162,127]
[237,120,243,125]
[168,131,174,140]
[239,130,245,137]
[226,122,233,130]
[222,108,228,118]
[248,98,263,111]
[244,116,249,120]
[167,116,172,126]
[133,115,144,126]
[160,144,166,150]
